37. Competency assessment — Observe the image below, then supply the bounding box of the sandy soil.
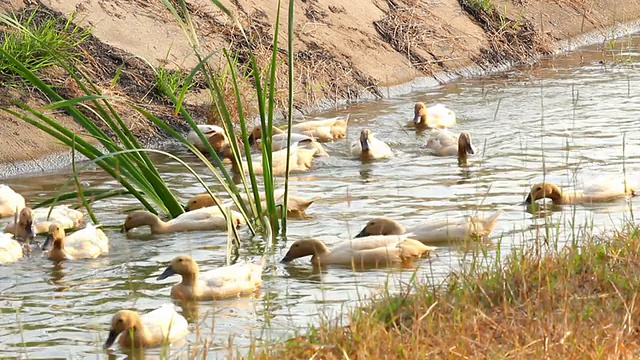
[1,0,639,174]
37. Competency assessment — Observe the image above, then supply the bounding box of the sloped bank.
[1,0,640,177]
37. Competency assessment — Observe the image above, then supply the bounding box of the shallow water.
[1,35,640,359]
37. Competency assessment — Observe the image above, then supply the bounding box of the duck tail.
[481,210,502,233]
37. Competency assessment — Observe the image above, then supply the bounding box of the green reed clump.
[0,9,90,78]
[248,220,640,359]
[155,65,194,99]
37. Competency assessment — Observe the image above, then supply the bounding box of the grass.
[0,0,297,239]
[246,220,640,359]
[0,9,90,78]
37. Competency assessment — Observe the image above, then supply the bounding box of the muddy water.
[2,36,640,358]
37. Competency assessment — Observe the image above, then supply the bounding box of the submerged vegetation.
[248,220,640,359]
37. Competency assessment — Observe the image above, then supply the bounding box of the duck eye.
[117,319,123,323]
[178,258,183,262]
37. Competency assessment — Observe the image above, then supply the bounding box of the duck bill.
[413,114,422,125]
[103,330,118,349]
[157,265,176,280]
[183,204,191,212]
[465,142,475,155]
[121,224,130,233]
[280,255,293,263]
[524,194,533,204]
[354,228,369,238]
[42,234,53,251]
[360,139,370,153]
[248,135,256,146]
[24,220,35,240]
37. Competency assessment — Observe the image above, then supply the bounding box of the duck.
[280,236,436,267]
[4,207,35,241]
[354,211,501,244]
[123,206,244,234]
[103,304,188,349]
[248,125,329,157]
[185,188,320,219]
[218,137,318,176]
[0,184,25,218]
[409,102,456,129]
[0,233,23,265]
[186,124,227,153]
[426,130,474,161]
[4,205,83,237]
[524,180,637,205]
[42,223,109,261]
[350,128,394,160]
[157,255,264,301]
[289,116,348,142]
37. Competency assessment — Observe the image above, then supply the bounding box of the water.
[1,35,640,359]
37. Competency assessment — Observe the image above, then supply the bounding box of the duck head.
[18,207,35,240]
[157,255,199,281]
[42,223,64,251]
[104,310,141,349]
[184,194,217,212]
[280,239,327,263]
[355,217,405,237]
[122,211,157,233]
[359,128,371,153]
[525,183,562,204]
[458,132,475,156]
[413,102,427,125]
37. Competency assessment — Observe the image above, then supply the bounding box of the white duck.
[0,184,25,218]
[0,233,23,265]
[248,125,328,156]
[409,102,456,129]
[289,116,348,142]
[123,206,244,234]
[157,255,264,300]
[280,236,436,267]
[103,304,188,349]
[42,223,109,261]
[186,188,320,219]
[524,178,637,205]
[186,124,227,153]
[355,211,502,244]
[5,205,83,237]
[350,128,394,160]
[218,139,318,176]
[426,130,474,161]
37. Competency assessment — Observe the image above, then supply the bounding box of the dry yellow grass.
[244,221,640,359]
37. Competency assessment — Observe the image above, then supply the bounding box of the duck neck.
[180,271,199,287]
[120,322,150,347]
[149,216,170,234]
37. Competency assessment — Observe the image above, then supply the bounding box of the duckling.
[218,137,318,176]
[426,130,474,162]
[42,223,109,262]
[123,206,244,234]
[4,205,83,237]
[289,116,348,142]
[350,128,394,160]
[409,102,456,129]
[157,255,264,300]
[103,304,188,349]
[355,211,501,244]
[185,188,320,219]
[248,125,329,157]
[0,184,25,218]
[524,180,636,205]
[0,233,23,265]
[280,236,436,267]
[186,124,227,153]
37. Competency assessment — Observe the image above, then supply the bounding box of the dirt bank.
[1,0,640,176]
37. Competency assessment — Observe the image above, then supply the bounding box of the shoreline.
[2,2,640,179]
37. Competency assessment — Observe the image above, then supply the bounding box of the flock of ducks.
[1,100,638,351]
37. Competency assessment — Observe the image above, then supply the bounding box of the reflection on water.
[1,35,640,358]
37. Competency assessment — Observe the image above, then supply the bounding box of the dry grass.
[460,0,552,67]
[246,221,640,359]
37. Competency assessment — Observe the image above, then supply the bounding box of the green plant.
[467,0,493,13]
[155,65,194,99]
[0,9,90,77]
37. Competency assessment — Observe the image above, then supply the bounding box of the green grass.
[466,0,494,13]
[0,1,297,239]
[0,9,90,78]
